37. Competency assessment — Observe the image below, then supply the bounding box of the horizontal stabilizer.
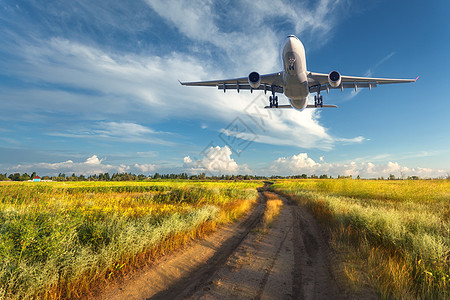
[264,104,338,109]
[264,105,292,109]
[306,104,338,108]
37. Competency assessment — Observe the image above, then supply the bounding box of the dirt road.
[94,191,370,299]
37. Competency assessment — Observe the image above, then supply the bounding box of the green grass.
[0,180,261,299]
[270,179,449,299]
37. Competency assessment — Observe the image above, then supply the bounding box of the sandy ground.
[93,191,377,300]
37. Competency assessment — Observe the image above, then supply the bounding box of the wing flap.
[180,72,284,92]
[218,83,283,93]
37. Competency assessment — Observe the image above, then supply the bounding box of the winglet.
[414,76,419,82]
[178,80,184,85]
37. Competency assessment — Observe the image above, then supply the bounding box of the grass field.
[0,180,262,299]
[270,179,449,299]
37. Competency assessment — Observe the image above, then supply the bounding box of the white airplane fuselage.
[282,35,309,110]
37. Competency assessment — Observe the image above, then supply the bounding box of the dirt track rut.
[94,191,357,299]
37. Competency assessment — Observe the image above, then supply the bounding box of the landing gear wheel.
[269,85,278,108]
[314,95,324,107]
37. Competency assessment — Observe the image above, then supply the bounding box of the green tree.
[9,173,20,181]
[20,173,30,181]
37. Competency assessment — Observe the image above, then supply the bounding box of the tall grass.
[262,192,283,229]
[0,181,261,299]
[270,179,449,299]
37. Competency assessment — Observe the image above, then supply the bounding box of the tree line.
[0,171,442,181]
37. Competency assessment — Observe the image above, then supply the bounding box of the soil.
[92,190,377,300]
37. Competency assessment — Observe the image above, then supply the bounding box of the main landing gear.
[269,87,278,108]
[314,93,323,107]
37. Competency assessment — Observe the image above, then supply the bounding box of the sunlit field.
[270,179,449,299]
[0,180,261,299]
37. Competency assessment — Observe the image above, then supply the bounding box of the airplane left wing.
[307,72,418,93]
[180,72,284,93]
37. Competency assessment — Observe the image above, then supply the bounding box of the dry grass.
[262,192,283,230]
[0,180,262,299]
[270,179,449,299]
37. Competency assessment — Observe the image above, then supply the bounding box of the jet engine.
[248,72,261,89]
[328,70,341,87]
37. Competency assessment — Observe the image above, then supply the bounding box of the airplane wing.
[307,72,418,93]
[180,72,284,93]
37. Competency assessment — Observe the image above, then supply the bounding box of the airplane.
[180,35,418,110]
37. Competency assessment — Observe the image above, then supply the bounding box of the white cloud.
[183,145,247,175]
[146,0,347,71]
[2,36,364,150]
[268,152,448,178]
[6,154,162,176]
[134,163,157,173]
[49,121,173,145]
[118,164,131,173]
[1,1,361,152]
[8,155,118,175]
[85,155,102,165]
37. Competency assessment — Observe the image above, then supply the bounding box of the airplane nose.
[284,37,294,49]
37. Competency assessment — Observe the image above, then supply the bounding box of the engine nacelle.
[248,72,261,89]
[328,70,341,88]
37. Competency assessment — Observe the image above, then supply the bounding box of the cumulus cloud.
[268,153,448,178]
[134,163,157,173]
[183,145,248,175]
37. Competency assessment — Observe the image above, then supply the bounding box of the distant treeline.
[0,172,439,181]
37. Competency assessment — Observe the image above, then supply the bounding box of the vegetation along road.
[0,179,448,299]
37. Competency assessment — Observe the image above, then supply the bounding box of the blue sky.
[1,0,449,178]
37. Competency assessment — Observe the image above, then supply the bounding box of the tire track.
[94,192,266,300]
[254,224,293,300]
[95,189,358,300]
[151,192,266,300]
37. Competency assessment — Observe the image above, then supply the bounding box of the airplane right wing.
[180,72,284,93]
[308,72,418,93]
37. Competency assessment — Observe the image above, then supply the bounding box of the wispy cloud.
[48,121,174,145]
[7,155,161,176]
[0,0,364,170]
[346,51,396,100]
[145,0,350,72]
[1,33,364,150]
